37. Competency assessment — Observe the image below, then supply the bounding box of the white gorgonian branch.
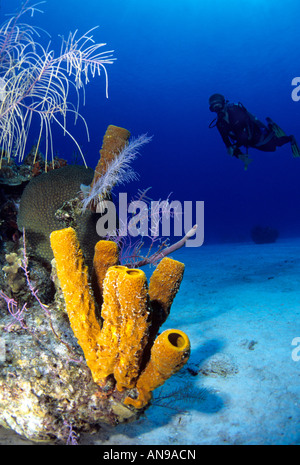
[81,134,153,211]
[0,1,115,167]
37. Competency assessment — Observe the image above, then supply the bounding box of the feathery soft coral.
[80,133,152,211]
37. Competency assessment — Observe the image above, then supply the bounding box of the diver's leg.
[265,117,300,156]
[273,134,300,157]
[265,117,287,138]
[275,135,294,147]
[256,135,294,152]
[254,138,278,152]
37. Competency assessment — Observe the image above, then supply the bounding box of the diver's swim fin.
[265,117,300,157]
[291,136,300,158]
[265,117,287,138]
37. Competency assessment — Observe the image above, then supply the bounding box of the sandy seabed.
[1,238,300,445]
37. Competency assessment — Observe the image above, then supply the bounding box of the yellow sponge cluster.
[96,265,151,389]
[50,227,190,408]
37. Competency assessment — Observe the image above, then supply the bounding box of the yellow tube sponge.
[148,257,185,338]
[92,125,131,186]
[49,227,102,376]
[124,329,190,409]
[50,228,189,405]
[95,265,128,382]
[114,269,151,391]
[92,240,119,306]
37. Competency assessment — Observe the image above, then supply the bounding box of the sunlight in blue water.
[1,0,300,241]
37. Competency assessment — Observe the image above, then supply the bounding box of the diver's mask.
[209,93,226,113]
[209,102,224,113]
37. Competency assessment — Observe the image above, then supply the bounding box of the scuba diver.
[209,93,300,170]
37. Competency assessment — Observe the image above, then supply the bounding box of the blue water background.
[2,0,300,244]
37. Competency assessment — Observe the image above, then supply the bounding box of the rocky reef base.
[0,250,139,443]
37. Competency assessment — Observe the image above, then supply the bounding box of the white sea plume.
[0,1,114,167]
[81,133,152,211]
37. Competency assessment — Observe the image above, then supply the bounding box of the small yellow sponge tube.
[148,257,185,338]
[114,269,151,391]
[92,125,131,186]
[95,265,127,383]
[124,329,191,409]
[92,240,119,306]
[50,227,102,376]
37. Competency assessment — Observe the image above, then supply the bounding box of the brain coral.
[17,165,99,267]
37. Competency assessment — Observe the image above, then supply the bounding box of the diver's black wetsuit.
[216,103,292,156]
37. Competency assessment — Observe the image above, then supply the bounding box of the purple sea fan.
[80,133,152,211]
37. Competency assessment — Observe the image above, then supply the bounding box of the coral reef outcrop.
[0,288,135,442]
[0,150,67,186]
[17,165,99,266]
[2,252,24,294]
[1,122,191,442]
[0,223,190,442]
[50,227,190,408]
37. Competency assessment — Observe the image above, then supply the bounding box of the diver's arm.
[231,145,252,169]
[227,146,237,156]
[219,127,252,169]
[216,121,233,150]
[228,145,246,158]
[220,132,232,149]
